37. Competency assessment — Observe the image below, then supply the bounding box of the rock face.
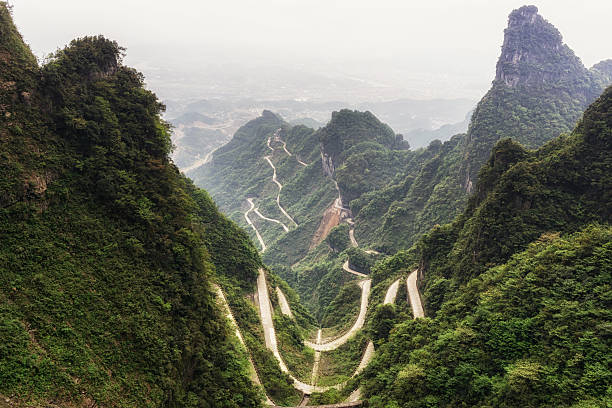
[495,5,587,87]
[460,5,611,191]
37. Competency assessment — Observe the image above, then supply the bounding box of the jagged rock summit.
[460,5,611,192]
[495,5,587,87]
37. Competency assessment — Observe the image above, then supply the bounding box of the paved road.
[310,329,322,385]
[305,279,371,352]
[345,278,400,399]
[276,287,293,317]
[264,155,298,227]
[214,284,275,406]
[342,260,368,278]
[270,129,308,167]
[252,201,290,232]
[384,279,400,305]
[245,198,267,252]
[407,269,424,318]
[257,270,334,394]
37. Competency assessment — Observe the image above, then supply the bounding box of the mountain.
[349,4,611,253]
[356,84,612,408]
[191,4,611,314]
[0,4,273,406]
[460,5,611,192]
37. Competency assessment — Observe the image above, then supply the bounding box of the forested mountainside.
[355,85,612,408]
[190,5,610,321]
[459,5,612,192]
[4,2,611,407]
[0,4,267,406]
[351,5,612,254]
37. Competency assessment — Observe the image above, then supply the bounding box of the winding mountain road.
[245,198,267,252]
[342,260,368,278]
[407,269,424,319]
[305,279,371,352]
[276,287,294,317]
[264,155,298,227]
[257,270,335,394]
[252,202,290,232]
[269,129,308,167]
[235,128,426,401]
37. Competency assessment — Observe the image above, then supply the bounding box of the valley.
[1,3,611,408]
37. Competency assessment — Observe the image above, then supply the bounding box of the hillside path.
[250,198,290,232]
[264,155,298,227]
[407,269,424,318]
[305,279,371,352]
[244,198,267,252]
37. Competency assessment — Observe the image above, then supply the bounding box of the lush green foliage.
[318,109,398,163]
[0,7,265,406]
[357,87,612,407]
[362,225,612,408]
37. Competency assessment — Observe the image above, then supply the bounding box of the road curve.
[257,270,334,394]
[271,130,308,167]
[342,260,368,278]
[384,279,401,305]
[407,269,424,319]
[250,199,290,232]
[348,227,359,248]
[214,284,275,406]
[343,277,401,400]
[305,279,371,352]
[245,198,267,252]
[264,156,298,227]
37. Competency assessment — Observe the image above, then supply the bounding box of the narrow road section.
[407,269,425,319]
[276,287,293,317]
[383,279,400,305]
[245,198,267,252]
[310,329,322,385]
[281,140,308,167]
[305,279,371,352]
[270,128,308,167]
[214,284,275,406]
[264,155,298,227]
[257,270,333,394]
[348,228,359,248]
[250,198,290,232]
[342,260,367,278]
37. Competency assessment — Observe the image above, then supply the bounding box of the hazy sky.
[9,0,612,100]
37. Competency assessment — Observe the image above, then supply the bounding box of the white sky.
[9,0,612,100]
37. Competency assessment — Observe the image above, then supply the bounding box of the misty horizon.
[10,0,612,102]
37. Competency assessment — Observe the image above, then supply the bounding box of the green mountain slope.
[351,5,611,254]
[0,4,266,407]
[357,85,612,408]
[460,5,612,192]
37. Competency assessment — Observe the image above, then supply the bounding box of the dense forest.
[0,4,270,406]
[357,86,612,407]
[2,2,611,408]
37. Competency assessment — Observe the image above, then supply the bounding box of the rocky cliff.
[461,5,611,192]
[495,5,587,88]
